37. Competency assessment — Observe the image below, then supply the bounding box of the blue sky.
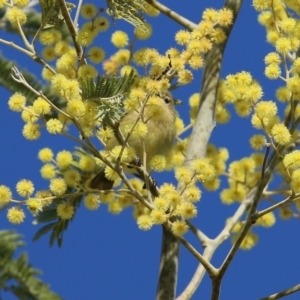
[1,0,300,299]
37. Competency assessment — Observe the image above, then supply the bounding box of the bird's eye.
[164,96,171,104]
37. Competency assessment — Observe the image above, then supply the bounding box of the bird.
[89,90,177,190]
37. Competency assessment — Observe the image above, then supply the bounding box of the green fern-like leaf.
[0,53,66,114]
[106,0,148,32]
[0,230,62,300]
[81,70,136,123]
[33,195,81,247]
[39,0,76,28]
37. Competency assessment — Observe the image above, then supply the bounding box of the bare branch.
[144,0,197,31]
[57,0,84,60]
[260,283,300,300]
[158,1,243,299]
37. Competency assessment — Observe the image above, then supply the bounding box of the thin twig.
[260,283,300,300]
[144,0,197,31]
[57,0,83,60]
[175,1,243,299]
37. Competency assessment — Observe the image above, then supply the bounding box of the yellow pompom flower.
[183,186,202,202]
[145,4,160,16]
[251,114,265,129]
[279,206,293,220]
[77,28,95,47]
[217,8,233,26]
[56,150,73,169]
[187,39,203,54]
[150,209,168,224]
[46,118,63,134]
[51,73,68,95]
[266,30,279,45]
[57,202,74,219]
[153,196,169,211]
[283,150,300,169]
[7,207,25,224]
[77,65,97,78]
[0,185,12,205]
[33,97,51,115]
[175,167,193,185]
[275,37,292,54]
[108,201,123,214]
[134,23,152,40]
[149,155,166,172]
[159,183,176,196]
[84,194,101,210]
[265,63,281,79]
[210,28,227,44]
[188,55,204,70]
[21,106,39,123]
[94,16,110,32]
[88,47,105,64]
[63,79,80,99]
[287,76,300,93]
[40,163,56,179]
[42,46,55,61]
[291,169,300,192]
[79,155,96,172]
[177,202,197,219]
[13,0,30,7]
[202,8,218,21]
[110,145,136,163]
[120,65,137,76]
[97,127,114,144]
[171,220,189,236]
[292,58,300,73]
[137,214,153,230]
[252,0,271,11]
[270,123,291,145]
[255,101,277,119]
[67,99,86,117]
[191,158,211,174]
[38,148,54,162]
[56,52,77,74]
[249,134,266,150]
[39,29,61,45]
[64,169,81,187]
[16,179,34,197]
[8,93,26,112]
[166,192,182,207]
[54,41,70,56]
[175,30,190,45]
[124,120,148,139]
[26,198,43,214]
[113,49,130,65]
[264,52,281,64]
[49,178,67,196]
[178,69,193,85]
[104,166,120,182]
[256,212,276,227]
[80,3,97,19]
[236,232,258,250]
[111,31,129,48]
[6,6,26,26]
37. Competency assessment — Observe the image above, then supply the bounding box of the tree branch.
[260,283,300,300]
[144,0,197,31]
[157,1,243,299]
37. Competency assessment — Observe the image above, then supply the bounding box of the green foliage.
[106,0,149,32]
[33,195,81,247]
[81,69,136,123]
[0,230,62,300]
[39,0,76,28]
